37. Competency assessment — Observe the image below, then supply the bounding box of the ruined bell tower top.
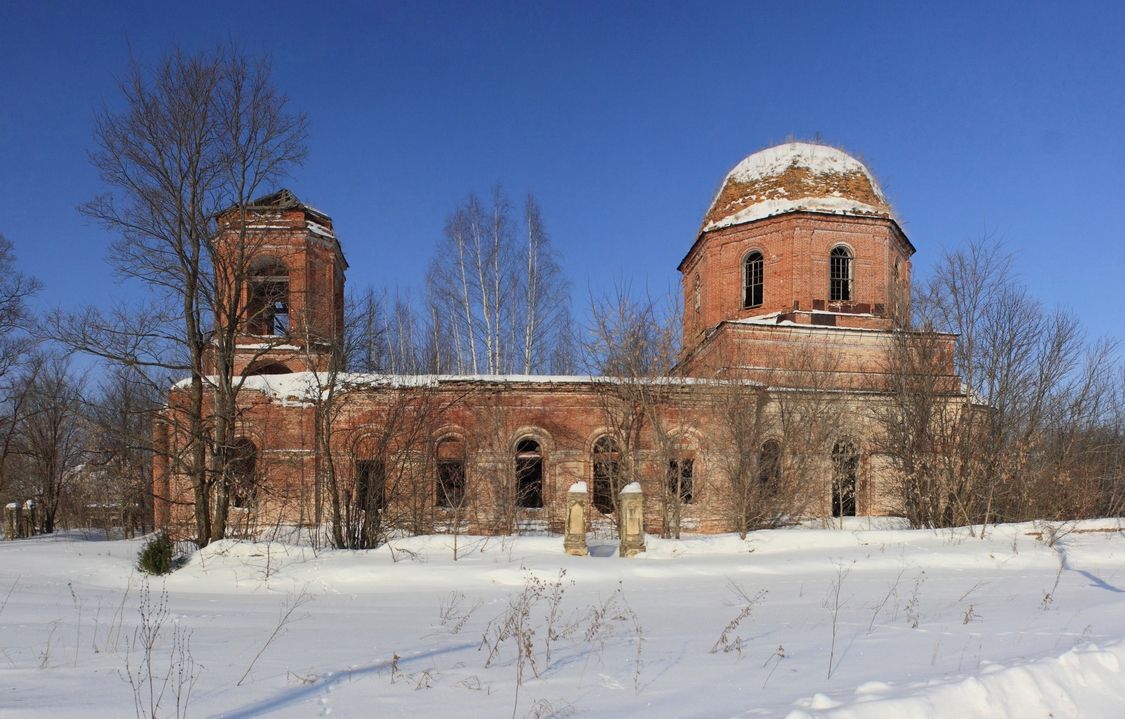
[211,189,348,376]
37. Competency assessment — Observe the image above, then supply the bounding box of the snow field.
[1,519,1124,717]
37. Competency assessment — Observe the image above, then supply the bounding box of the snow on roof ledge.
[171,371,763,404]
[704,196,888,232]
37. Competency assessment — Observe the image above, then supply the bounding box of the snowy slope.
[1,519,1123,717]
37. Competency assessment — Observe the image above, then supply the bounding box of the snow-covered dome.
[702,142,893,232]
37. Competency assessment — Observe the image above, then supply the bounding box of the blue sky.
[1,1,1122,346]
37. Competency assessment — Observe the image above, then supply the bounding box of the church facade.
[153,142,965,539]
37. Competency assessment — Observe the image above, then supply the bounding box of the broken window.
[829,246,853,302]
[355,458,386,513]
[591,435,621,514]
[831,440,859,517]
[435,437,466,509]
[228,438,257,509]
[244,362,292,376]
[758,439,782,492]
[667,457,694,504]
[743,251,764,308]
[248,257,290,336]
[515,438,544,509]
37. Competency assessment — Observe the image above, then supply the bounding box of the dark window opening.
[436,437,465,509]
[228,438,257,509]
[667,457,694,504]
[829,246,853,302]
[758,440,782,492]
[515,438,544,508]
[356,459,386,513]
[591,436,621,514]
[437,461,465,508]
[831,440,859,517]
[744,251,764,308]
[244,362,292,376]
[248,258,290,336]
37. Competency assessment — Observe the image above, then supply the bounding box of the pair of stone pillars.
[564,481,645,558]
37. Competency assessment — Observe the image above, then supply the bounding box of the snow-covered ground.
[2,519,1124,718]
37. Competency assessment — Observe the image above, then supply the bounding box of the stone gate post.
[564,481,588,556]
[618,482,645,557]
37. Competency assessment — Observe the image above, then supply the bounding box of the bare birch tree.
[428,189,571,375]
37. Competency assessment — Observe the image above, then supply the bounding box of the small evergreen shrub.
[137,532,174,575]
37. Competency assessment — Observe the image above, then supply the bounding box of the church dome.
[702,142,893,232]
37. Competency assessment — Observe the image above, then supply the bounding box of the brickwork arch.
[509,426,555,453]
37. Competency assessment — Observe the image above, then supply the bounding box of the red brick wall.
[681,213,913,348]
[156,379,891,537]
[677,322,959,391]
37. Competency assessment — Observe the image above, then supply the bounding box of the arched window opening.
[248,257,290,336]
[693,273,702,313]
[758,439,782,493]
[355,458,386,513]
[228,438,257,509]
[435,437,466,509]
[515,438,543,509]
[591,436,621,514]
[244,362,293,376]
[829,246,853,302]
[667,457,694,504]
[831,440,859,517]
[744,251,764,308]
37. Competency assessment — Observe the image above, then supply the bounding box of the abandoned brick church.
[153,142,966,538]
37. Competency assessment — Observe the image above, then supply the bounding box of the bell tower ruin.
[210,189,347,375]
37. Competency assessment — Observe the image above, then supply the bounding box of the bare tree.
[0,234,40,382]
[0,234,41,499]
[584,283,682,534]
[708,342,849,534]
[12,356,88,533]
[708,376,771,538]
[878,238,1123,527]
[427,189,572,375]
[55,45,307,545]
[298,287,469,549]
[83,364,164,535]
